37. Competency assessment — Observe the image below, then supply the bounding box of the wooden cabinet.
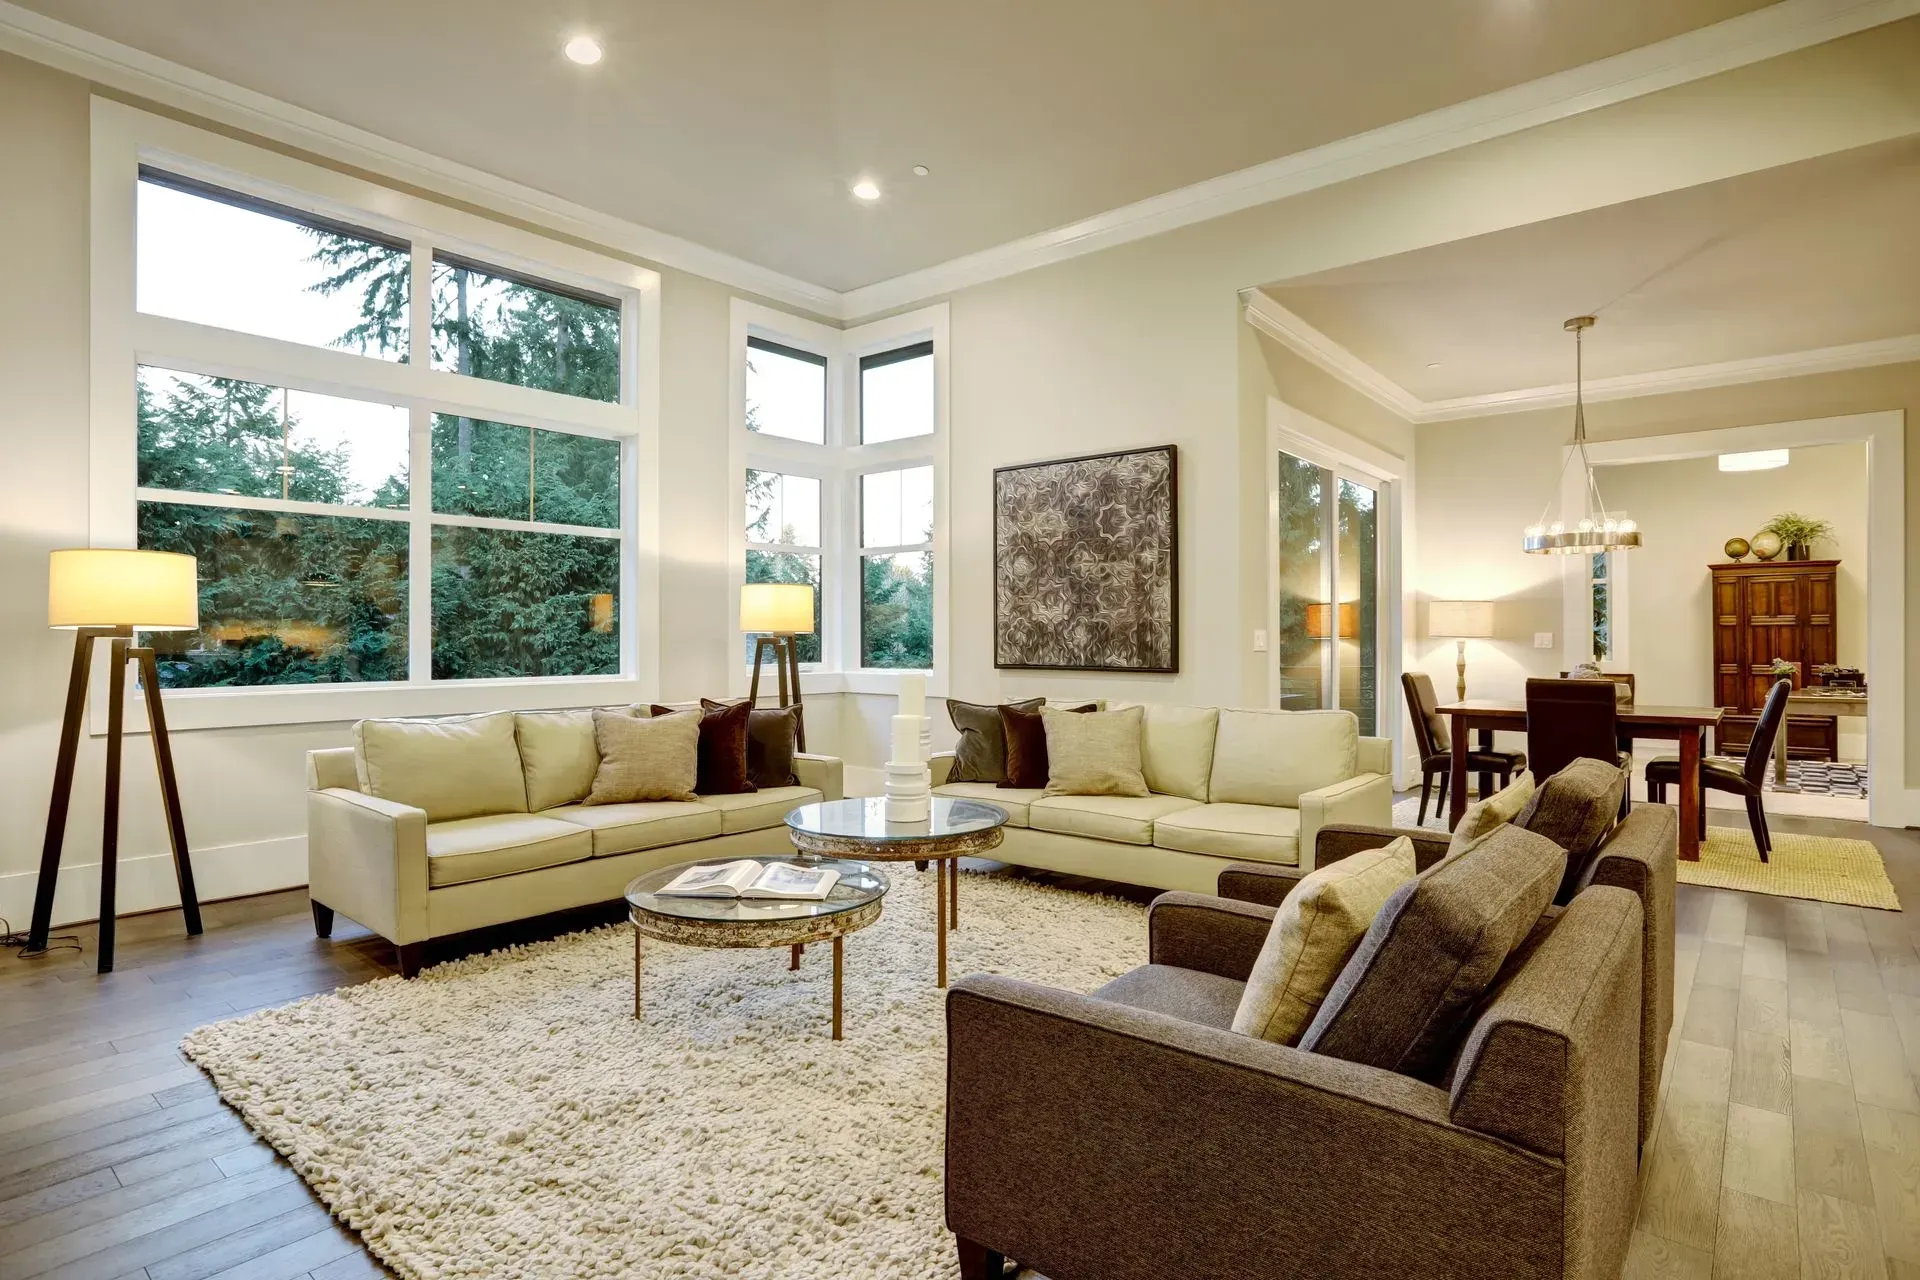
[1709,559,1839,760]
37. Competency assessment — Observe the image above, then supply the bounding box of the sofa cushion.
[697,785,823,834]
[355,711,528,822]
[1517,758,1627,903]
[1001,703,1093,789]
[656,700,755,796]
[544,801,723,857]
[1234,837,1418,1045]
[947,697,1043,784]
[744,705,803,790]
[1300,823,1567,1082]
[1028,794,1201,846]
[514,709,601,813]
[1151,803,1301,865]
[1041,705,1148,798]
[1208,709,1358,808]
[424,813,593,887]
[1094,964,1246,1032]
[588,709,700,804]
[934,782,1042,827]
[1137,705,1218,802]
[1446,769,1536,857]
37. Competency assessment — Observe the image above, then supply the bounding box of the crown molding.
[1241,290,1424,419]
[0,0,843,320]
[839,0,1920,319]
[1,0,1913,325]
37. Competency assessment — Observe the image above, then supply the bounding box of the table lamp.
[741,582,815,751]
[1428,600,1495,703]
[29,549,203,973]
[1305,601,1359,640]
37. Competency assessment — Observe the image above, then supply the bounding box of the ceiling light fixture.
[1718,449,1790,472]
[851,179,881,201]
[912,165,930,177]
[1522,316,1640,556]
[563,35,603,65]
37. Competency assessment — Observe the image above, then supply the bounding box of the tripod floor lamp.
[30,549,203,974]
[741,583,815,752]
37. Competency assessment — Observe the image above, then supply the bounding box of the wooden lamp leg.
[135,648,200,937]
[27,628,107,953]
[784,634,807,752]
[98,636,132,975]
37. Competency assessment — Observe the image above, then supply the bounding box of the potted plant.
[1769,656,1798,688]
[1761,512,1833,561]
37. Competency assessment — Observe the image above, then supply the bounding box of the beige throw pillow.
[1446,770,1537,857]
[353,711,528,822]
[1208,709,1358,808]
[586,709,700,804]
[1136,704,1219,802]
[1233,836,1418,1045]
[1040,705,1148,798]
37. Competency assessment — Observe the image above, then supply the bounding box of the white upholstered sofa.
[932,705,1391,893]
[305,708,842,973]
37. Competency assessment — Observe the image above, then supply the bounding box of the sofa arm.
[793,753,844,802]
[930,751,956,788]
[306,788,430,946]
[1295,773,1393,869]
[1216,823,1451,908]
[947,976,1569,1280]
[1146,892,1275,982]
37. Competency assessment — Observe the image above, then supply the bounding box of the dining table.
[1436,700,1725,862]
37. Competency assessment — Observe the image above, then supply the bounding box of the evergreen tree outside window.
[859,466,934,669]
[430,255,621,403]
[744,469,822,664]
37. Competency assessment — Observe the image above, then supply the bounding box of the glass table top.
[625,855,886,925]
[785,795,1009,843]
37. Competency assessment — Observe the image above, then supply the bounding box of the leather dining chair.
[1524,678,1632,819]
[1402,671,1525,824]
[1647,678,1790,861]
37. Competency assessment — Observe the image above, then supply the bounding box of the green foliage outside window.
[862,552,933,669]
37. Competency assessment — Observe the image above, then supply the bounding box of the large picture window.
[120,155,641,695]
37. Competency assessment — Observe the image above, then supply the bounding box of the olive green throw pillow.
[1040,705,1148,798]
[1233,837,1418,1045]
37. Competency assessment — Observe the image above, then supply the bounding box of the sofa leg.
[955,1237,1006,1280]
[396,942,426,978]
[311,901,334,938]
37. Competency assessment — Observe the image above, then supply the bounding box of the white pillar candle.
[897,672,926,722]
[891,714,922,765]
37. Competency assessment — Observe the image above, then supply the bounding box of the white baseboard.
[844,765,886,798]
[0,834,308,930]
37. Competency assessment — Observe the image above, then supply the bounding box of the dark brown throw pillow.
[948,697,1043,784]
[999,702,1092,789]
[702,698,800,790]
[652,700,755,795]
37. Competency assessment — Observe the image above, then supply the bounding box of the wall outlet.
[1534,632,1554,649]
[1252,629,1269,653]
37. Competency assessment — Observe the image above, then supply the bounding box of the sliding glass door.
[1274,449,1382,735]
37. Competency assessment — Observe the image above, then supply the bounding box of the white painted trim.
[839,0,1920,318]
[0,834,307,929]
[4,0,1913,322]
[1579,412,1907,828]
[1242,291,1424,419]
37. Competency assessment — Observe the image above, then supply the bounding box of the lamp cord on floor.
[0,916,82,960]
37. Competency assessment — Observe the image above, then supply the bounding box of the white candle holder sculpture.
[885,672,933,823]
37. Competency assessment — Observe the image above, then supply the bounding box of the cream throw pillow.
[1232,836,1418,1045]
[1041,705,1148,798]
[1137,704,1219,802]
[1209,709,1358,808]
[515,709,602,812]
[586,709,700,804]
[353,711,527,822]
[1446,770,1537,858]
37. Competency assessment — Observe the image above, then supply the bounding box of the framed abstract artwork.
[993,445,1178,672]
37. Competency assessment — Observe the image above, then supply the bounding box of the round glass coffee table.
[785,797,1007,988]
[625,855,886,1040]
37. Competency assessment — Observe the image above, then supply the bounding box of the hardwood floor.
[1,808,1916,1279]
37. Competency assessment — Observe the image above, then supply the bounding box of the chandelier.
[1523,315,1640,555]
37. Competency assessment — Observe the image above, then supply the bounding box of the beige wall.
[1413,363,1917,780]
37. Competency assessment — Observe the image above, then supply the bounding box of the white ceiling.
[1261,136,1920,401]
[13,0,1777,291]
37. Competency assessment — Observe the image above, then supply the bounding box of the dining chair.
[1645,678,1790,861]
[1402,671,1525,824]
[1524,678,1632,818]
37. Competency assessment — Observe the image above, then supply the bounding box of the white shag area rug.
[182,869,1145,1280]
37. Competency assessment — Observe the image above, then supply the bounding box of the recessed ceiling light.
[851,179,882,201]
[563,35,603,65]
[912,165,930,177]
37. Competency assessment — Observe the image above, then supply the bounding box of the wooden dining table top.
[1436,699,1724,726]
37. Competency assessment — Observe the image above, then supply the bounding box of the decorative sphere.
[1750,531,1783,561]
[1723,536,1751,561]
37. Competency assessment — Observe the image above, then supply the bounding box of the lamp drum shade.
[740,583,815,634]
[1305,601,1360,640]
[1428,600,1494,639]
[49,549,198,630]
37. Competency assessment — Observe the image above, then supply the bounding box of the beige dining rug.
[181,869,1144,1280]
[1675,826,1900,910]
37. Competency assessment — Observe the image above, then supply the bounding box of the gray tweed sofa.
[945,805,1678,1280]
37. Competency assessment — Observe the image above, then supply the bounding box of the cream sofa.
[932,705,1391,893]
[306,708,842,974]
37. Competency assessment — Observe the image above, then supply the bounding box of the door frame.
[1564,410,1907,828]
[1267,399,1414,789]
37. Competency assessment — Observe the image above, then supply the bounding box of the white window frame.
[90,99,662,732]
[728,299,950,697]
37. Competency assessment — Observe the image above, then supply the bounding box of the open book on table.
[655,860,841,901]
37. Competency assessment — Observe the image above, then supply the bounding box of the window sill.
[95,674,647,735]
